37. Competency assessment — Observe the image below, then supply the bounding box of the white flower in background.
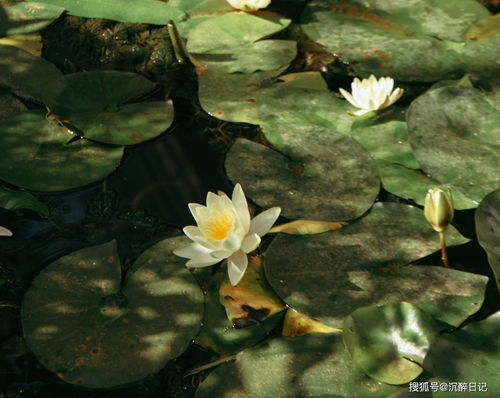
[339,75,403,116]
[174,184,280,286]
[226,0,271,12]
[0,225,13,237]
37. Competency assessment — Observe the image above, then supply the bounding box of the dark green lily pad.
[424,311,500,397]
[0,44,61,101]
[264,202,473,327]
[475,189,500,290]
[42,71,172,145]
[195,333,402,398]
[0,90,26,120]
[0,185,49,216]
[32,0,186,24]
[225,127,379,220]
[301,0,494,82]
[377,160,478,210]
[186,12,294,74]
[344,302,441,385]
[22,237,204,388]
[169,0,233,14]
[1,2,64,36]
[0,111,124,191]
[407,86,500,203]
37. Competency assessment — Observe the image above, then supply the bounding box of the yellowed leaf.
[282,308,342,337]
[0,34,42,56]
[270,219,347,235]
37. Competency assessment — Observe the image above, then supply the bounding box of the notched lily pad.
[264,202,472,327]
[407,86,500,203]
[195,333,402,398]
[0,111,124,191]
[225,125,379,220]
[43,71,173,145]
[344,302,441,385]
[22,237,204,388]
[1,2,64,36]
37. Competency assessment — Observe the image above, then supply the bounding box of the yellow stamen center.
[201,211,234,241]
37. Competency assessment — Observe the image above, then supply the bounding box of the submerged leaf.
[0,185,49,216]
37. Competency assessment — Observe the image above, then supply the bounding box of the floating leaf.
[301,0,495,82]
[264,202,474,327]
[22,237,204,388]
[42,71,172,145]
[377,160,478,210]
[1,2,64,36]
[187,12,295,74]
[0,185,49,216]
[344,302,441,385]
[0,45,61,101]
[31,0,186,24]
[465,14,500,41]
[282,308,341,337]
[475,189,500,290]
[270,220,347,235]
[195,333,402,398]
[0,111,124,191]
[407,86,500,203]
[0,90,26,120]
[225,127,379,220]
[169,0,233,14]
[424,311,500,397]
[0,33,42,55]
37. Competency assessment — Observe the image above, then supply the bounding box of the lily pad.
[186,12,295,74]
[465,14,500,41]
[1,2,64,36]
[475,189,500,290]
[301,0,495,82]
[0,185,49,216]
[169,0,233,14]
[32,0,186,24]
[0,44,61,101]
[22,237,204,388]
[42,71,172,145]
[0,111,124,191]
[377,160,478,210]
[225,127,379,220]
[424,311,500,397]
[264,202,473,327]
[195,333,402,398]
[344,302,441,385]
[407,86,500,203]
[0,90,26,120]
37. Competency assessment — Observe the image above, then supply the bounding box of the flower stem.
[439,232,449,268]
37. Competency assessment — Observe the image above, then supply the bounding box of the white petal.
[227,250,248,286]
[222,233,242,252]
[231,183,250,232]
[183,225,219,250]
[186,252,223,268]
[206,191,223,209]
[173,242,212,259]
[0,226,12,237]
[387,87,404,106]
[339,88,360,108]
[241,233,261,253]
[249,207,281,237]
[188,203,205,223]
[352,108,371,116]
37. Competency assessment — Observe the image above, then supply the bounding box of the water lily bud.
[424,187,454,233]
[226,0,271,12]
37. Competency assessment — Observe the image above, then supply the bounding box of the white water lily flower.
[174,184,280,286]
[0,225,13,237]
[226,0,271,12]
[339,75,403,116]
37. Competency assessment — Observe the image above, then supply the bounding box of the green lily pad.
[225,127,379,220]
[264,202,473,327]
[195,333,402,398]
[465,14,500,41]
[169,0,233,14]
[186,12,294,74]
[42,71,172,145]
[0,90,26,120]
[1,2,64,36]
[31,0,186,24]
[424,311,500,397]
[344,302,441,385]
[0,185,49,216]
[407,86,500,203]
[377,160,478,210]
[0,44,61,101]
[301,0,494,82]
[0,111,124,191]
[475,189,500,290]
[22,237,204,388]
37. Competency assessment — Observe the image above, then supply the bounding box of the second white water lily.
[174,184,280,286]
[226,0,271,12]
[339,75,403,116]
